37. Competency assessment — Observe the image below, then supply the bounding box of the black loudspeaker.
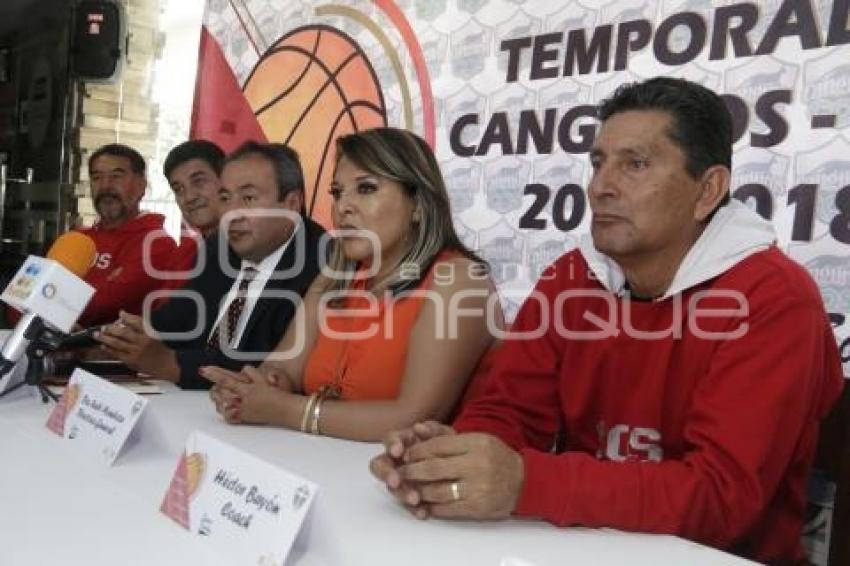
[71,0,126,82]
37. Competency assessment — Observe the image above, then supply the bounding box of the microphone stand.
[25,345,59,403]
[0,322,66,403]
[0,348,58,403]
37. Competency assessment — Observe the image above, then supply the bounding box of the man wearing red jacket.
[77,143,189,327]
[370,77,845,564]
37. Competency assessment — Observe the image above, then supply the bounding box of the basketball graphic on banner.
[243,25,387,228]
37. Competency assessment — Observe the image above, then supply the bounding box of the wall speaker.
[71,0,126,82]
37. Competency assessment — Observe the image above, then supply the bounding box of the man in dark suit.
[95,141,326,389]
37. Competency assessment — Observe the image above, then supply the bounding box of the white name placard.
[46,368,148,465]
[160,431,317,566]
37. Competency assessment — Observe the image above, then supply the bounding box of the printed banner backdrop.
[192,0,850,377]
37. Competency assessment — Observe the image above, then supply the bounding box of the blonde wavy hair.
[321,127,485,299]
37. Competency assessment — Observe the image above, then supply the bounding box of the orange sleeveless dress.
[303,251,455,400]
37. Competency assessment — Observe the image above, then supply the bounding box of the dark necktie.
[208,266,258,349]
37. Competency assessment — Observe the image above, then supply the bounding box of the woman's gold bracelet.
[310,396,325,435]
[308,384,341,435]
[300,392,319,433]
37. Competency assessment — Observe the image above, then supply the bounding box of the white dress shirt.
[208,219,301,347]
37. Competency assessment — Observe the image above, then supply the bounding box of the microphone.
[46,231,98,277]
[0,232,97,382]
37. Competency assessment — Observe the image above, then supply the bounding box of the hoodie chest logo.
[95,252,112,270]
[596,421,663,463]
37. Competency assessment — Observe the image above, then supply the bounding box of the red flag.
[190,27,267,152]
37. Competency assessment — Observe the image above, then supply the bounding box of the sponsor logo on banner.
[444,159,481,213]
[458,0,488,14]
[543,4,595,36]
[804,49,850,128]
[795,137,850,227]
[805,256,850,315]
[479,220,523,285]
[491,82,537,125]
[415,0,447,22]
[539,79,593,111]
[528,237,576,280]
[419,25,449,74]
[725,57,798,105]
[534,153,588,215]
[733,148,790,194]
[666,0,712,15]
[494,9,541,76]
[678,64,723,92]
[484,157,530,215]
[444,84,487,140]
[451,19,490,79]
[601,0,655,27]
[663,0,714,53]
[731,147,790,220]
[746,0,785,39]
[454,218,478,252]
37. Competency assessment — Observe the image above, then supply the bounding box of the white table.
[0,385,755,566]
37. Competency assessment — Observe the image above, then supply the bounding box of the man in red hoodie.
[76,143,188,327]
[370,78,845,564]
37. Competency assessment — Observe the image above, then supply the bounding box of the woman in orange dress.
[203,127,501,441]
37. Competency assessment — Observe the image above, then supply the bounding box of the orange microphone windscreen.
[46,232,97,278]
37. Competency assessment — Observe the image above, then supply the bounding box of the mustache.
[94,192,121,205]
[186,199,208,212]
